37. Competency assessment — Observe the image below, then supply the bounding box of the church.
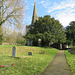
[26,1,38,46]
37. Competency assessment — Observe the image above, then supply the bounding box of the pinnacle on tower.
[31,1,38,25]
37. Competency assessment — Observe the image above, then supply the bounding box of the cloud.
[48,0,75,13]
[40,0,75,27]
[40,1,45,4]
[56,11,75,27]
[40,0,51,8]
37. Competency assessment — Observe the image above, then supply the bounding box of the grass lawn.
[0,45,58,75]
[65,51,75,75]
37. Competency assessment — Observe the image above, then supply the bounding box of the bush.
[16,39,27,45]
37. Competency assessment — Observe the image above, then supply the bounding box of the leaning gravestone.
[12,46,16,57]
[28,52,32,55]
[68,47,75,54]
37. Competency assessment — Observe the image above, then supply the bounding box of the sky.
[24,0,75,27]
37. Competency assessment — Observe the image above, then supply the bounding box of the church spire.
[31,1,38,25]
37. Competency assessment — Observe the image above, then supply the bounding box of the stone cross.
[12,46,16,57]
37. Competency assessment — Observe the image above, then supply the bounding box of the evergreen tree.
[66,21,75,45]
[26,15,66,47]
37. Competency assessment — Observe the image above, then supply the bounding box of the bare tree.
[0,0,25,29]
[0,0,26,44]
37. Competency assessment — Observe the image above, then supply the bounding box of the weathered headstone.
[27,39,33,46]
[68,47,75,54]
[28,52,32,55]
[68,49,71,53]
[12,46,16,57]
[38,39,41,46]
[60,43,62,50]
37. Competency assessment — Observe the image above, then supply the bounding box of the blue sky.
[24,0,75,27]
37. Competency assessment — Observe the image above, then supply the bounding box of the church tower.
[26,1,38,33]
[31,1,38,25]
[26,1,38,46]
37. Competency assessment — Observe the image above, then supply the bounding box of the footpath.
[40,50,72,75]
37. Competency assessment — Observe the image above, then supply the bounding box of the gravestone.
[38,39,41,46]
[68,47,75,54]
[28,52,32,55]
[60,43,62,50]
[12,46,16,57]
[27,39,33,46]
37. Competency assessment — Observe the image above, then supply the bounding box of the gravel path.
[40,50,72,75]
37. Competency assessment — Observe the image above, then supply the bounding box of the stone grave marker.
[68,47,75,54]
[28,52,32,55]
[12,46,16,57]
[38,39,41,46]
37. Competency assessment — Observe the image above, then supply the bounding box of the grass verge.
[65,51,75,75]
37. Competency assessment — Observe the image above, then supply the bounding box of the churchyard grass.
[65,51,75,75]
[0,45,58,75]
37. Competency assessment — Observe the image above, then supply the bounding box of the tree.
[0,0,25,26]
[0,0,3,44]
[0,0,25,44]
[0,34,3,44]
[16,33,27,45]
[27,15,66,47]
[66,21,75,45]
